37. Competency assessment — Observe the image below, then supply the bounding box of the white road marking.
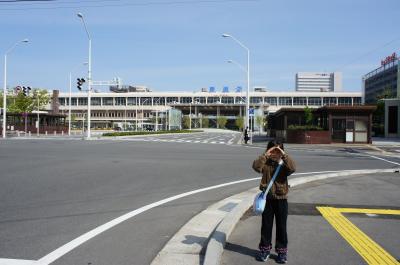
[366,213,378,217]
[0,259,37,265]
[15,167,395,264]
[36,177,260,265]
[365,155,400,166]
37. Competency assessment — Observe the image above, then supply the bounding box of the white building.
[296,72,342,92]
[57,90,361,130]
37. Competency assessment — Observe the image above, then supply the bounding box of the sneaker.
[276,252,287,264]
[256,250,270,262]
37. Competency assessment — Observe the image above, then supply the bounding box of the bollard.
[45,131,48,136]
[28,131,31,137]
[17,131,20,137]
[54,131,57,136]
[61,131,64,136]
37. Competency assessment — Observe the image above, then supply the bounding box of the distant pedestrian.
[252,140,296,263]
[244,127,249,144]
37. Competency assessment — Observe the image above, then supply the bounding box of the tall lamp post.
[222,33,250,138]
[3,39,29,139]
[77,12,92,139]
[227,59,247,131]
[69,62,88,136]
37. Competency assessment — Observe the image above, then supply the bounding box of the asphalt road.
[222,172,400,265]
[0,132,398,265]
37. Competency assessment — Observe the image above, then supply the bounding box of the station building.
[56,89,362,130]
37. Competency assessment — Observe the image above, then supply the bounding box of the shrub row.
[102,130,203,137]
[287,125,324,131]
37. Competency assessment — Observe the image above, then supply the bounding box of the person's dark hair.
[266,139,284,151]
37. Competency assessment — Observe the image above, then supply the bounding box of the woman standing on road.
[252,140,296,263]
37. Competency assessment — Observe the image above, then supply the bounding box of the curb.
[202,167,400,265]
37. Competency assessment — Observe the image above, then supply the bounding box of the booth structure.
[384,99,400,138]
[269,106,376,144]
[0,112,67,134]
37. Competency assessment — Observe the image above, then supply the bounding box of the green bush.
[102,130,202,137]
[287,125,324,131]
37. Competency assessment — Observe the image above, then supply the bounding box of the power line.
[0,0,261,10]
[334,37,400,72]
[0,0,55,2]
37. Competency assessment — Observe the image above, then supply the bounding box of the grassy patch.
[102,130,203,137]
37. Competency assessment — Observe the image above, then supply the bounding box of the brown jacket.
[252,153,296,199]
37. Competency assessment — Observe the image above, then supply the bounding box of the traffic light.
[22,86,31,96]
[77,78,86,91]
[14,86,22,94]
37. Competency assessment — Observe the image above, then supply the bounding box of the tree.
[8,92,33,113]
[255,115,265,132]
[32,89,51,111]
[7,88,50,113]
[235,116,244,131]
[201,117,209,128]
[304,106,313,126]
[182,115,190,129]
[217,116,228,129]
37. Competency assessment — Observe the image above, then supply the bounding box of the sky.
[0,0,399,93]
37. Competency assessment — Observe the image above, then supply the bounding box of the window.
[78,98,87,106]
[180,97,192,104]
[207,97,220,104]
[221,97,234,104]
[115,97,126,106]
[59,98,65,106]
[338,97,352,105]
[167,97,178,104]
[71,98,77,106]
[103,97,114,106]
[235,97,246,104]
[127,97,137,105]
[293,97,307,106]
[308,97,322,106]
[91,98,101,106]
[323,97,337,106]
[140,97,152,105]
[194,97,206,104]
[250,97,262,104]
[353,97,362,105]
[153,97,165,105]
[264,97,277,105]
[278,97,292,106]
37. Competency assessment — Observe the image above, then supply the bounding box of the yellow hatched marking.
[317,207,399,265]
[337,208,400,215]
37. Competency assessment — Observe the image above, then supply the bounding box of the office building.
[296,72,342,92]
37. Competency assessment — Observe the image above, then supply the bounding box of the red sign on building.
[381,52,397,66]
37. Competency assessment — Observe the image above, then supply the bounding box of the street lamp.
[77,12,92,139]
[3,38,29,139]
[222,33,250,137]
[69,62,88,136]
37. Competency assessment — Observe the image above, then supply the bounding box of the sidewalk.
[221,172,400,265]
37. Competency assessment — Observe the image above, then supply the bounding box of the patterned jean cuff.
[259,244,272,252]
[275,247,288,254]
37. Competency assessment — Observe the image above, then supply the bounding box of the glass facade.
[265,97,277,105]
[293,97,307,106]
[279,97,292,106]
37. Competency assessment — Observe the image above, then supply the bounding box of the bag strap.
[262,159,284,199]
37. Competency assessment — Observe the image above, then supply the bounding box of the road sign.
[249,108,254,116]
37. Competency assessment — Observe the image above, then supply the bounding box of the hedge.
[102,130,203,137]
